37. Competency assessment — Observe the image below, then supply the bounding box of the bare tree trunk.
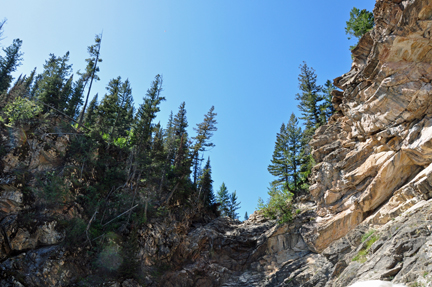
[78,35,102,129]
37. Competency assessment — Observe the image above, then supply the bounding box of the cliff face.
[307,0,432,253]
[2,0,432,286]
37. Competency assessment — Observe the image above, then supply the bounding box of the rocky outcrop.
[307,0,432,254]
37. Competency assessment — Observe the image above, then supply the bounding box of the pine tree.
[0,19,6,42]
[216,182,229,217]
[34,52,73,112]
[244,211,248,221]
[345,8,374,40]
[227,191,241,219]
[192,106,217,185]
[78,34,102,128]
[268,123,290,189]
[320,80,336,123]
[96,77,134,139]
[172,102,190,176]
[268,113,303,194]
[286,113,304,193]
[83,94,98,128]
[295,62,324,142]
[0,38,23,95]
[198,157,215,209]
[132,75,165,185]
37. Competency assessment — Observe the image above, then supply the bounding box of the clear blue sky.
[2,0,375,219]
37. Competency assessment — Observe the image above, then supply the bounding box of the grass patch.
[352,230,380,263]
[361,229,375,242]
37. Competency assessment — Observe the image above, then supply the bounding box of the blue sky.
[2,0,376,219]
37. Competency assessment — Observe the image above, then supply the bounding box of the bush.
[257,185,293,224]
[37,171,70,206]
[1,96,42,126]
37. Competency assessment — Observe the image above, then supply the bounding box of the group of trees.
[216,182,241,219]
[259,63,336,222]
[257,6,374,223]
[268,63,335,195]
[0,21,231,281]
[0,25,224,228]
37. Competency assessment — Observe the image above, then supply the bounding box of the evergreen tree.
[320,80,336,123]
[0,19,6,42]
[65,78,84,119]
[244,211,248,221]
[227,191,241,220]
[0,38,23,95]
[216,182,229,217]
[286,113,304,192]
[78,34,102,128]
[345,8,374,40]
[268,113,304,194]
[172,102,190,175]
[83,94,98,127]
[192,106,217,185]
[198,157,215,209]
[34,52,73,112]
[132,74,165,184]
[133,75,165,148]
[268,123,289,189]
[96,77,134,139]
[295,62,323,142]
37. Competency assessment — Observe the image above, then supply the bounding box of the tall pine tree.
[268,113,304,194]
[295,62,323,142]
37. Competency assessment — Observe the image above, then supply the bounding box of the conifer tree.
[345,7,374,51]
[65,78,84,119]
[268,123,289,189]
[244,211,248,221]
[96,77,134,139]
[34,52,73,112]
[295,62,323,142]
[83,94,98,127]
[0,38,23,95]
[0,19,6,42]
[320,80,336,123]
[172,102,190,174]
[78,34,102,128]
[216,182,229,217]
[198,157,215,209]
[268,113,303,194]
[132,75,165,184]
[286,113,304,192]
[192,106,217,185]
[227,191,241,220]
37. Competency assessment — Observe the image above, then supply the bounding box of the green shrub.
[257,185,293,224]
[1,97,42,126]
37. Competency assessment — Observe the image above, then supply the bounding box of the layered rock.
[307,0,432,253]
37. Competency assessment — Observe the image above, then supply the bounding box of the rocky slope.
[3,0,432,286]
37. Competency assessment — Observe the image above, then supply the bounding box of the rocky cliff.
[3,0,432,286]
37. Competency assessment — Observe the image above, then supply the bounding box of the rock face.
[307,0,432,254]
[3,0,432,286]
